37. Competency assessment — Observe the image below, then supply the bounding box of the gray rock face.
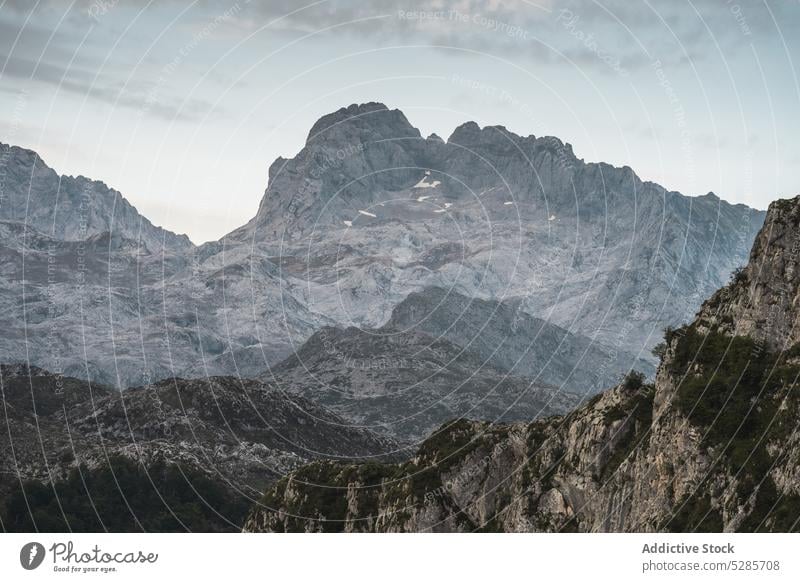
[694,195,800,351]
[0,143,192,253]
[230,102,428,239]
[243,195,800,532]
[385,287,655,394]
[0,103,764,396]
[0,365,396,499]
[230,102,765,357]
[0,219,330,387]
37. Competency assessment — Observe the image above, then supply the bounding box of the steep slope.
[0,146,329,386]
[266,325,580,442]
[228,102,428,239]
[385,286,655,394]
[244,196,800,533]
[0,364,396,507]
[0,143,192,253]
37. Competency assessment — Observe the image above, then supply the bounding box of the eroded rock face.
[231,102,764,360]
[244,196,800,533]
[0,143,192,253]
[694,195,800,351]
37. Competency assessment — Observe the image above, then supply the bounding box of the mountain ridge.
[383,286,655,393]
[0,142,193,252]
[0,103,766,390]
[0,364,397,498]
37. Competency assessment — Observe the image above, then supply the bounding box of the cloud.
[1,51,220,121]
[0,9,223,122]
[6,1,799,79]
[223,0,799,74]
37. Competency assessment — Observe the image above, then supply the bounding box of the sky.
[1,0,798,243]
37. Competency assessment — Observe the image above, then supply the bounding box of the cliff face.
[694,196,800,351]
[244,196,800,532]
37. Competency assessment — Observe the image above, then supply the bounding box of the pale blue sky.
[1,0,798,243]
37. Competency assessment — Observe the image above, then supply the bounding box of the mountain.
[243,195,800,532]
[227,102,765,356]
[0,143,192,253]
[0,103,763,390]
[384,286,655,393]
[0,214,329,386]
[265,323,581,443]
[0,364,395,505]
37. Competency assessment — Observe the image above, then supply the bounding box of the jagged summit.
[447,120,482,143]
[243,103,758,240]
[0,142,192,252]
[305,102,419,145]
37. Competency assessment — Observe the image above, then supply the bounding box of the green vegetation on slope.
[666,327,800,531]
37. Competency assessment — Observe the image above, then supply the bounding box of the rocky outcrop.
[244,196,800,532]
[694,195,800,351]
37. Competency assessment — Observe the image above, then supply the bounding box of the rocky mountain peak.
[446,121,524,152]
[305,102,420,147]
[0,142,193,253]
[694,194,800,350]
[447,120,482,144]
[238,104,764,244]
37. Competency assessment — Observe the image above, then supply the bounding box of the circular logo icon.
[20,542,46,570]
